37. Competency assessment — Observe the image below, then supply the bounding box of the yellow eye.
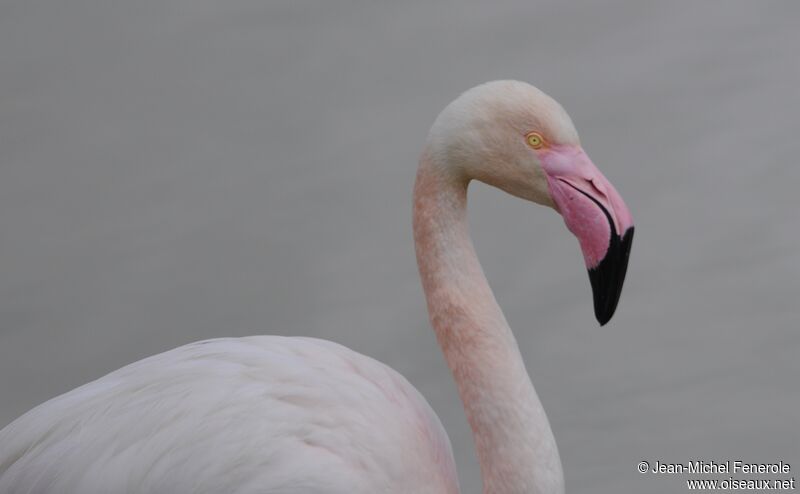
[526,132,545,149]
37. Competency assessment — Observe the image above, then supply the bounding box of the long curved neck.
[413,153,564,494]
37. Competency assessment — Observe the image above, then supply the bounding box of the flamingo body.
[0,336,459,494]
[1,80,634,494]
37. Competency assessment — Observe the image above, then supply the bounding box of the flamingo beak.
[541,147,634,325]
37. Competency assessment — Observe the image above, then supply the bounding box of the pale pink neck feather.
[413,153,564,494]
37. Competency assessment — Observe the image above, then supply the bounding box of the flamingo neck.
[413,153,564,494]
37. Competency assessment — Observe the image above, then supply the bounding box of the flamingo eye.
[526,132,545,149]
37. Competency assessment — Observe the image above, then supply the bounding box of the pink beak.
[541,146,634,325]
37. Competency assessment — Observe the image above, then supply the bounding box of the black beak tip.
[588,227,634,326]
[596,311,612,327]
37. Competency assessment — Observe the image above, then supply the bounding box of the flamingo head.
[427,80,634,325]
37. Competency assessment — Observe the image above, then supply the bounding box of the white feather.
[0,336,459,494]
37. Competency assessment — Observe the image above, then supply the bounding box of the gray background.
[1,1,798,492]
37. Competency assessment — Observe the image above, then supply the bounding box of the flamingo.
[0,80,633,494]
